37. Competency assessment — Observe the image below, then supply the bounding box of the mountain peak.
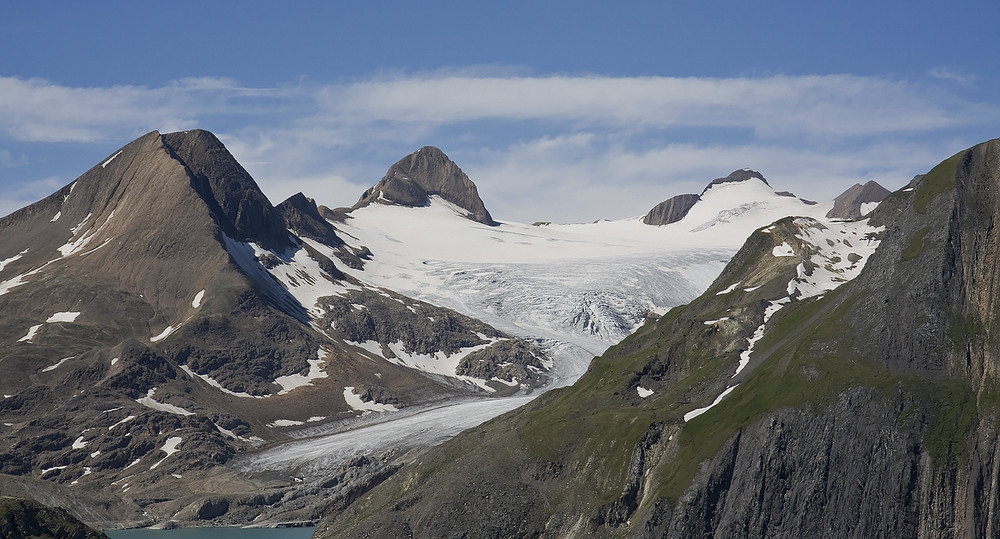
[353,147,498,226]
[825,180,892,220]
[159,130,293,251]
[643,169,778,226]
[701,169,769,195]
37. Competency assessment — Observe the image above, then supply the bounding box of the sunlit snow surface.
[243,183,841,477]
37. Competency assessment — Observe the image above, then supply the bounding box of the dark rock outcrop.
[642,193,701,226]
[0,497,109,538]
[826,179,892,220]
[353,146,498,226]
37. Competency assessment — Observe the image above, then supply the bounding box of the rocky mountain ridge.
[0,130,548,529]
[642,169,868,226]
[352,146,498,226]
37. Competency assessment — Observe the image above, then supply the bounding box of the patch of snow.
[172,473,183,479]
[344,386,399,413]
[771,242,795,257]
[70,467,92,485]
[274,348,329,395]
[50,212,61,222]
[41,465,68,476]
[0,249,28,273]
[42,357,73,372]
[684,384,739,422]
[18,324,42,343]
[704,317,730,325]
[180,365,265,399]
[637,386,654,398]
[347,338,502,392]
[72,436,88,450]
[59,211,118,257]
[734,298,791,377]
[716,282,741,295]
[150,436,183,470]
[192,289,206,308]
[90,450,101,458]
[150,325,177,343]
[46,311,80,323]
[108,415,136,430]
[111,357,119,366]
[268,419,306,427]
[860,201,881,216]
[743,286,761,292]
[102,150,123,168]
[136,388,195,416]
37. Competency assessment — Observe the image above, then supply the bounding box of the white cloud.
[0,71,996,223]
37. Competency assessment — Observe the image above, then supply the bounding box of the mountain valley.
[0,128,912,534]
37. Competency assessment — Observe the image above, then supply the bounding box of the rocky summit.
[352,146,498,226]
[826,179,892,220]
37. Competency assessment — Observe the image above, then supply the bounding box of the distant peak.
[353,147,498,226]
[826,180,891,220]
[701,169,769,195]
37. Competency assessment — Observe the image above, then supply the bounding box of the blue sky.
[1,1,998,223]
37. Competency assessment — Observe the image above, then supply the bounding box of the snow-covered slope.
[334,177,833,384]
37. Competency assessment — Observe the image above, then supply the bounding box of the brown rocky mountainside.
[352,146,498,225]
[0,129,546,529]
[318,138,1000,537]
[825,179,892,220]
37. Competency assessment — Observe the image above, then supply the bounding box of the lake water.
[104,528,314,539]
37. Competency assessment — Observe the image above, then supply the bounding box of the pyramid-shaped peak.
[353,146,498,226]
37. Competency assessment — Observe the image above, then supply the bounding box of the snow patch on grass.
[684,384,739,422]
[637,386,654,398]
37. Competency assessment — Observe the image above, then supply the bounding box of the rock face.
[642,193,700,226]
[353,146,498,226]
[0,497,109,539]
[317,138,1000,538]
[826,179,892,220]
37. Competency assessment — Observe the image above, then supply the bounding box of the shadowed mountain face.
[353,146,498,226]
[317,138,1000,538]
